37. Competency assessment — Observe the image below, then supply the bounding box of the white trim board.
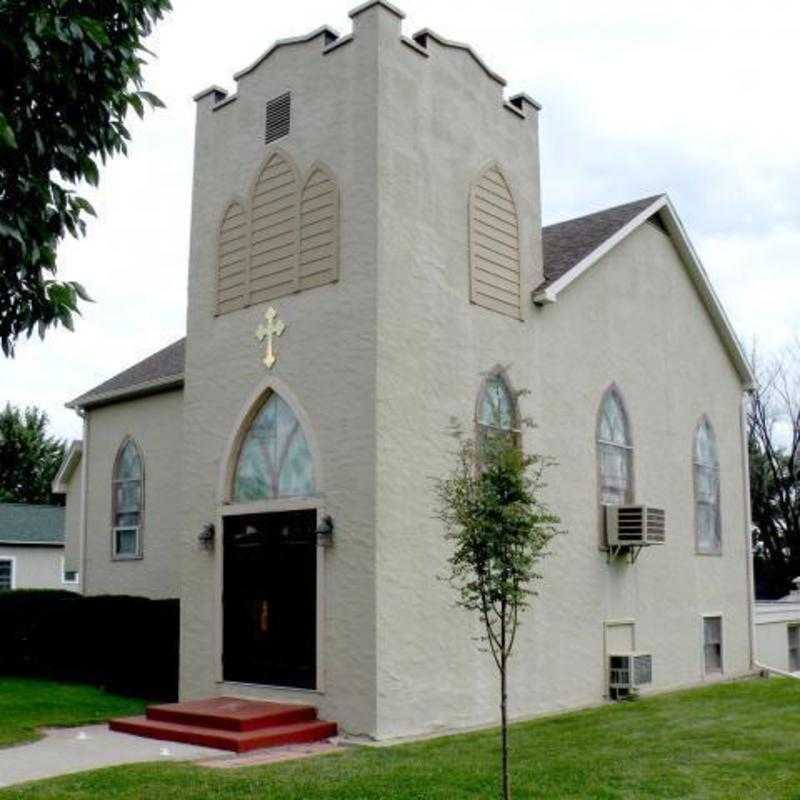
[532,195,755,388]
[52,440,83,494]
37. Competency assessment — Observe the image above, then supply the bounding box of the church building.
[56,0,756,740]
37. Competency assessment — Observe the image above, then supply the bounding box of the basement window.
[703,616,723,674]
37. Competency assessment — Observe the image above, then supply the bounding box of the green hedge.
[0,591,178,700]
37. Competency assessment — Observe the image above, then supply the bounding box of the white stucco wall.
[82,390,183,599]
[179,6,395,735]
[374,50,753,736]
[0,545,65,590]
[62,455,83,577]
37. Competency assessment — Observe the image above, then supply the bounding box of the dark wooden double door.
[223,510,317,689]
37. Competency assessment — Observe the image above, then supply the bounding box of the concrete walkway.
[0,725,228,789]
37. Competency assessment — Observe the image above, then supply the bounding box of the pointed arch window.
[476,373,519,445]
[112,439,143,559]
[233,393,315,501]
[694,418,721,553]
[597,387,633,506]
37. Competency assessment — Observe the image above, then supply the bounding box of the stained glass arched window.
[233,393,315,501]
[477,373,518,444]
[597,387,633,506]
[112,439,143,558]
[694,417,721,553]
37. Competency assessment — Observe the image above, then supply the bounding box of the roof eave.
[51,440,83,495]
[532,195,755,389]
[66,374,184,412]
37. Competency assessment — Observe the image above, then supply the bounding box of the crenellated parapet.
[193,0,540,121]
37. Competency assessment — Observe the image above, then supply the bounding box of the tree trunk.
[500,611,510,800]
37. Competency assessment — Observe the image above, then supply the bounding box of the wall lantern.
[315,515,334,547]
[198,522,216,551]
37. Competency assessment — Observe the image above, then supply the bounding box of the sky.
[3,0,800,441]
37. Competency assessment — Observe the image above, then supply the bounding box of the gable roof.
[539,196,663,291]
[0,503,64,545]
[51,440,83,494]
[67,338,186,410]
[534,194,754,388]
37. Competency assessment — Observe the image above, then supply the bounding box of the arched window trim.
[228,388,317,504]
[475,367,521,445]
[694,415,722,555]
[111,436,144,560]
[596,384,635,509]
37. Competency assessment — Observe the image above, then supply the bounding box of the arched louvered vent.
[215,154,341,317]
[248,151,300,306]
[299,166,339,291]
[216,201,248,315]
[469,165,521,319]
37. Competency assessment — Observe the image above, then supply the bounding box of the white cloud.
[2,0,799,441]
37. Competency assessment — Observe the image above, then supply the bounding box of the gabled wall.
[81,390,183,599]
[375,193,751,734]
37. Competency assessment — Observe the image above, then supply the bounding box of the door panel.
[223,510,317,689]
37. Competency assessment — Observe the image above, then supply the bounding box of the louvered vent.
[469,165,521,319]
[605,505,666,547]
[265,92,291,144]
[216,202,248,314]
[215,152,340,316]
[249,151,299,305]
[299,166,339,290]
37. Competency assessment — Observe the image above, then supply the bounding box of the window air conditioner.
[605,505,665,547]
[608,653,653,700]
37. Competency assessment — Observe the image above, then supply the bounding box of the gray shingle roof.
[0,503,64,545]
[539,195,664,291]
[68,338,186,409]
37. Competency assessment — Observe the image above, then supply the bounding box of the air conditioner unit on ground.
[608,653,653,700]
[605,505,666,547]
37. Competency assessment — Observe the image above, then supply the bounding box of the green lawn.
[3,678,800,799]
[0,678,146,748]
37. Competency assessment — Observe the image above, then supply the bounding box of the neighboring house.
[56,1,756,740]
[755,580,800,675]
[0,503,76,591]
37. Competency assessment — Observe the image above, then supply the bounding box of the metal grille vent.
[645,508,666,543]
[265,92,291,144]
[616,506,645,542]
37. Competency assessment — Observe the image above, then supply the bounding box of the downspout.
[740,391,756,670]
[78,409,90,595]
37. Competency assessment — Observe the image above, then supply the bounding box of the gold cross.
[255,307,286,369]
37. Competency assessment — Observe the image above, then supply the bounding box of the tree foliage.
[0,403,66,504]
[0,0,171,356]
[435,409,561,800]
[748,344,800,599]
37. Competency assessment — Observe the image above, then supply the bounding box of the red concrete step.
[146,697,317,732]
[110,715,338,753]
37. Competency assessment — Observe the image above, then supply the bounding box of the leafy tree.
[748,344,800,598]
[0,0,171,356]
[0,403,66,504]
[435,406,561,800]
